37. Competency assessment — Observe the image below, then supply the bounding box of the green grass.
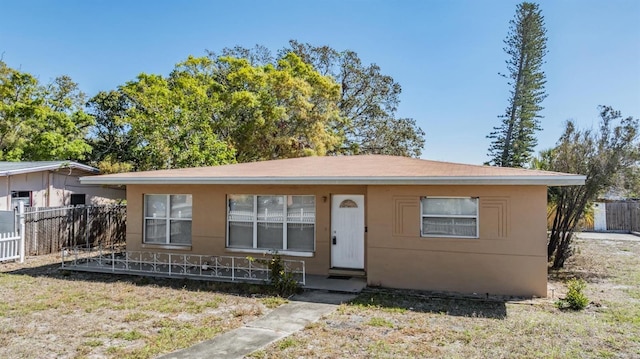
[112,330,144,341]
[123,312,151,323]
[0,259,272,359]
[82,339,103,347]
[366,340,392,356]
[603,304,640,326]
[248,239,640,359]
[366,317,394,328]
[277,337,299,350]
[122,320,223,359]
[349,293,408,313]
[261,296,288,309]
[626,288,640,299]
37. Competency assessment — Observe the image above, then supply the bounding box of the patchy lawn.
[250,236,640,359]
[2,237,639,359]
[0,254,285,359]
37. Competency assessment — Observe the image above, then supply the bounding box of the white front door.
[331,194,365,269]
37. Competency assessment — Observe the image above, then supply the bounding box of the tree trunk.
[552,230,573,269]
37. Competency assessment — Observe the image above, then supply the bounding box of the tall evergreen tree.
[487,2,547,167]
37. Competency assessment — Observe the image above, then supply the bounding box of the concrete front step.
[328,268,367,277]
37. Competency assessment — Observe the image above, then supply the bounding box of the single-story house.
[80,155,585,297]
[0,161,126,210]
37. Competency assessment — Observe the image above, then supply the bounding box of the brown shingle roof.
[80,155,585,186]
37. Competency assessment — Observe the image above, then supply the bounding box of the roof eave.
[0,163,99,177]
[80,175,586,186]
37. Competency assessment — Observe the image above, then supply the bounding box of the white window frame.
[226,194,316,256]
[11,191,32,209]
[143,194,192,246]
[420,196,479,239]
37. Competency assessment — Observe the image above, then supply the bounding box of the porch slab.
[303,274,367,293]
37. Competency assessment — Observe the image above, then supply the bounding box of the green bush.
[556,278,589,310]
[248,251,300,297]
[266,252,299,297]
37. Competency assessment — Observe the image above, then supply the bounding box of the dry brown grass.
[0,253,284,359]
[250,237,640,359]
[3,237,639,359]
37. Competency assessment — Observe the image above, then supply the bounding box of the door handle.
[332,236,337,245]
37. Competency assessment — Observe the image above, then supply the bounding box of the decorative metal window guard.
[61,246,305,285]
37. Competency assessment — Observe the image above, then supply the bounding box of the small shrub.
[266,252,300,297]
[248,252,300,297]
[556,278,589,310]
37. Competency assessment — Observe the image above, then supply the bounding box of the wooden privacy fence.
[605,202,640,232]
[23,205,126,256]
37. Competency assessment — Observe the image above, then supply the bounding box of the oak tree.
[0,61,93,161]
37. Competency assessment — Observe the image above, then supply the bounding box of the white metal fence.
[61,246,306,285]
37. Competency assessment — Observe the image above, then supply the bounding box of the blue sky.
[2,0,639,165]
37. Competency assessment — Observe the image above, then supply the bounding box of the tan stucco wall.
[126,184,548,297]
[126,184,366,275]
[366,185,548,297]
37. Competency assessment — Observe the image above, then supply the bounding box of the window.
[421,197,478,238]
[11,191,31,209]
[70,193,86,206]
[144,194,192,245]
[339,199,358,208]
[227,195,315,253]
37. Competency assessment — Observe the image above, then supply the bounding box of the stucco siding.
[366,247,547,296]
[126,184,367,276]
[366,185,548,296]
[125,183,548,296]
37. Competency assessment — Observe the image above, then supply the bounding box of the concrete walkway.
[575,232,640,242]
[159,291,356,359]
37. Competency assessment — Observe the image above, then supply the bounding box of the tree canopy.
[2,41,425,171]
[539,106,639,268]
[214,40,426,157]
[0,61,93,161]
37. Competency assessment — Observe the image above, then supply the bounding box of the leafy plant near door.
[248,251,300,297]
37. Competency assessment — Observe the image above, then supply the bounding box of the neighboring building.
[0,161,125,210]
[80,155,585,297]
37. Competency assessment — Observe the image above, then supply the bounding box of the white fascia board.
[0,163,99,177]
[80,175,586,186]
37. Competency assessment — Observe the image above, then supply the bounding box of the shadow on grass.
[3,260,280,298]
[349,291,508,319]
[547,265,613,284]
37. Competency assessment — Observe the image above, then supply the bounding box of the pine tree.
[487,2,547,167]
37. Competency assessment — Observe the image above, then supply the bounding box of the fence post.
[18,202,25,263]
[85,206,90,250]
